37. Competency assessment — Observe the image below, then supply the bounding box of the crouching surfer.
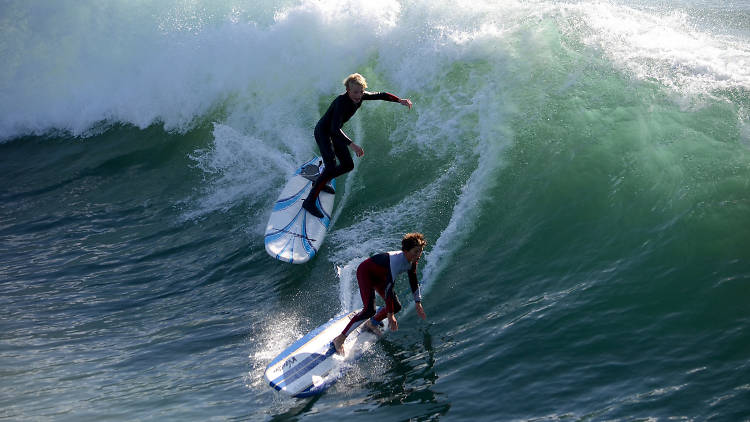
[332,232,427,355]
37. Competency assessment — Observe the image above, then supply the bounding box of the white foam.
[181,123,294,224]
[420,86,512,294]
[570,2,750,94]
[247,310,304,392]
[0,0,398,141]
[3,0,747,143]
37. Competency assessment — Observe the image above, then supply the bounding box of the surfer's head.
[402,232,426,263]
[344,73,367,103]
[344,73,367,90]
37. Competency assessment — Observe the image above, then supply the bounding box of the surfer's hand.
[350,142,364,157]
[400,98,412,109]
[415,302,426,320]
[388,314,398,332]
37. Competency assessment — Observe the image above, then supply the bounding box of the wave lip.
[572,2,750,94]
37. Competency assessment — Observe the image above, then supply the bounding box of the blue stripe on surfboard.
[274,155,320,212]
[301,212,315,256]
[265,207,315,242]
[266,308,381,397]
[265,212,301,249]
[295,375,340,397]
[318,196,332,225]
[265,207,315,263]
[292,314,380,397]
[264,158,336,263]
[266,311,354,370]
[269,345,336,391]
[275,236,296,264]
[264,212,298,243]
[273,183,310,212]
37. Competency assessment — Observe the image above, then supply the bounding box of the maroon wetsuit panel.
[339,252,410,337]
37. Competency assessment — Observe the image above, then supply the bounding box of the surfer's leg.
[303,133,338,218]
[312,133,337,195]
[329,139,354,178]
[333,266,377,354]
[346,271,378,333]
[312,137,352,191]
[313,139,350,192]
[333,296,374,355]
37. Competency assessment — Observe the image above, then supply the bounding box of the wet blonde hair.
[343,73,368,90]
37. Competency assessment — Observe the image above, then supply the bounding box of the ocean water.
[1,0,749,420]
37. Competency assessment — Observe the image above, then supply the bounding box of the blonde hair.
[343,73,368,90]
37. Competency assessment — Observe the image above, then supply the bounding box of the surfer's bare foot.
[332,334,345,355]
[364,319,383,337]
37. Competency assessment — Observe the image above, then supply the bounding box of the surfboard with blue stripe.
[264,157,336,263]
[264,308,379,398]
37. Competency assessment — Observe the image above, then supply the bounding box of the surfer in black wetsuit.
[302,73,413,218]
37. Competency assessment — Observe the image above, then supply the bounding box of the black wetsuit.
[311,91,400,195]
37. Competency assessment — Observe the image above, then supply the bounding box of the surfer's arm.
[363,91,412,109]
[384,277,397,315]
[349,142,364,157]
[387,312,398,331]
[332,128,353,146]
[408,263,421,303]
[408,262,426,320]
[385,277,400,331]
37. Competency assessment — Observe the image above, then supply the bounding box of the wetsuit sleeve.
[362,91,401,103]
[409,262,422,303]
[328,96,354,145]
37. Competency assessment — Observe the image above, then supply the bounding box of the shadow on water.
[265,395,324,422]
[367,328,450,420]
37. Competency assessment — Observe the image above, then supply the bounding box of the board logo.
[282,356,297,369]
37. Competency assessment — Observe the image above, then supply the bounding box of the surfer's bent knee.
[362,307,376,319]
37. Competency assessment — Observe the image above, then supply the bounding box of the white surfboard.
[264,157,336,264]
[264,308,380,398]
